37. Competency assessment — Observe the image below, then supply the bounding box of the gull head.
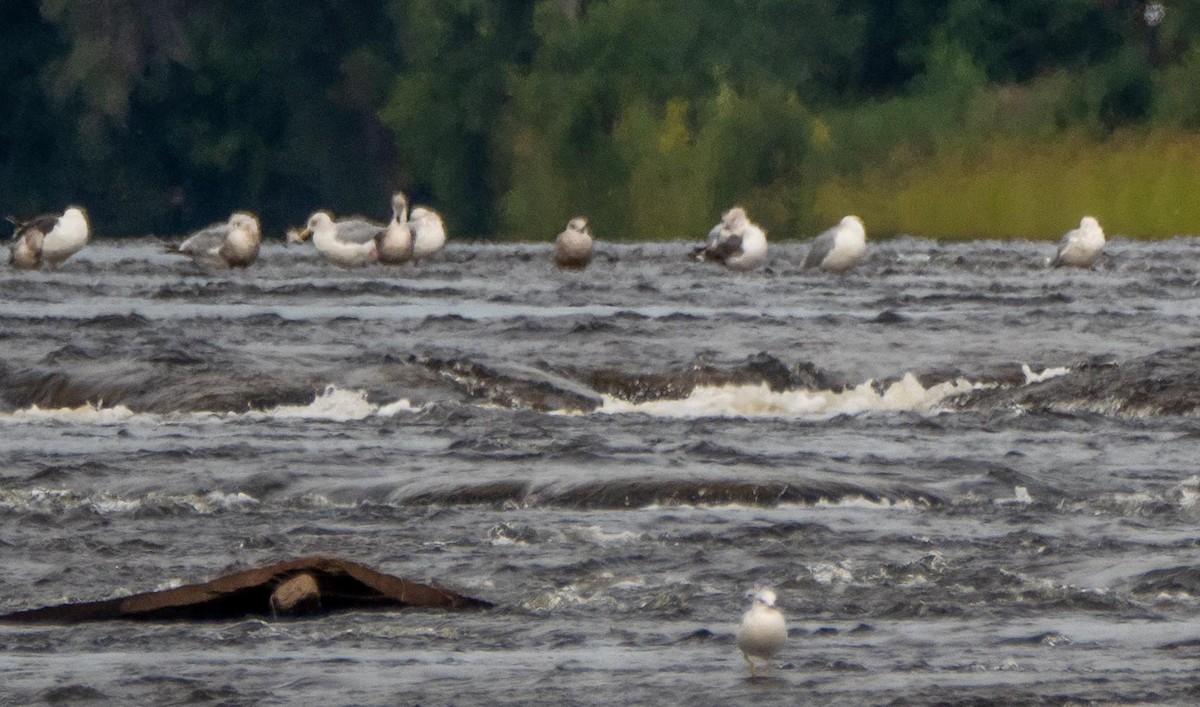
[229,212,260,237]
[748,588,777,608]
[841,214,866,240]
[295,211,334,242]
[391,192,408,221]
[723,207,749,231]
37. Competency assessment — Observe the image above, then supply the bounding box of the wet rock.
[951,345,1200,415]
[872,309,908,324]
[1132,565,1200,595]
[582,352,845,404]
[416,355,603,412]
[915,362,1027,389]
[538,478,941,510]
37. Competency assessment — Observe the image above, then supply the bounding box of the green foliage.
[816,130,1200,240]
[0,1,78,216]
[3,0,1200,239]
[939,0,1119,82]
[699,86,814,235]
[497,0,848,239]
[1155,45,1200,129]
[380,0,536,236]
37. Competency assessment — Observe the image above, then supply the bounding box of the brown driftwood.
[0,556,491,624]
[270,572,321,616]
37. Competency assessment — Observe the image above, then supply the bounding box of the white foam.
[0,387,419,425]
[377,398,417,416]
[563,526,642,545]
[997,486,1034,505]
[1067,477,1200,516]
[90,498,144,515]
[152,578,185,592]
[0,486,262,516]
[0,402,136,424]
[813,495,921,510]
[202,491,260,510]
[1022,364,1070,384]
[597,373,979,419]
[226,387,420,421]
[807,561,854,585]
[252,386,377,421]
[1175,476,1200,509]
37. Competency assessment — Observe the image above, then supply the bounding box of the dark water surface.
[2,238,1200,705]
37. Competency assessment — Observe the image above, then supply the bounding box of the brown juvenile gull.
[554,217,593,270]
[166,211,262,268]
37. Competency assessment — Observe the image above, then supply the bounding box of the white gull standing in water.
[409,205,446,262]
[554,217,593,270]
[1050,216,1105,268]
[166,211,262,268]
[7,206,90,269]
[377,192,415,265]
[294,211,378,267]
[692,206,767,271]
[736,588,786,677]
[803,215,867,273]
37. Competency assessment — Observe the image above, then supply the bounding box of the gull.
[692,206,768,271]
[287,217,377,245]
[7,206,90,269]
[294,211,378,267]
[803,215,867,273]
[736,588,786,677]
[554,217,593,270]
[410,206,446,262]
[165,212,262,268]
[288,195,414,265]
[1050,216,1105,268]
[377,192,415,265]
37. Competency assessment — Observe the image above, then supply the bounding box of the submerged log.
[0,556,492,624]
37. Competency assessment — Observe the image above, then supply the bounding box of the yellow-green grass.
[814,129,1200,240]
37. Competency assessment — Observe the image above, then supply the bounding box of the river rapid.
[2,236,1200,705]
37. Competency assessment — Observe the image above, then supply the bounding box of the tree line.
[2,1,1195,240]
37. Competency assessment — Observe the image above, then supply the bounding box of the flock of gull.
[1,195,1111,677]
[6,195,1109,274]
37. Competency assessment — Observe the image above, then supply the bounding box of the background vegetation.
[2,0,1199,240]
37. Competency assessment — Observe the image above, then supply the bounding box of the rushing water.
[2,236,1200,705]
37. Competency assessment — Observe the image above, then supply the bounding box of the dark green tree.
[380,0,538,237]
